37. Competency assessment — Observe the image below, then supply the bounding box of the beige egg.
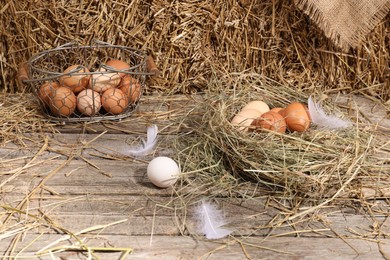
[242,101,270,114]
[89,68,121,93]
[231,108,263,132]
[77,89,101,116]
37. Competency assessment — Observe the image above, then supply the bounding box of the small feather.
[195,201,232,239]
[308,96,352,130]
[127,125,158,156]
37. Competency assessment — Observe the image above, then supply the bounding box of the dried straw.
[1,0,389,102]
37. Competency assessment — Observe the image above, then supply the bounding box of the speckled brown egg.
[101,88,128,115]
[49,86,77,117]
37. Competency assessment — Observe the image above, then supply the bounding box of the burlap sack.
[294,0,390,49]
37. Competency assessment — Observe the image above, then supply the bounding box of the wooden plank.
[1,234,389,260]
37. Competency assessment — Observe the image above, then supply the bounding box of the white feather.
[308,96,352,130]
[127,125,158,156]
[195,201,232,239]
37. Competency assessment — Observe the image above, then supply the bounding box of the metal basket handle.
[55,41,81,49]
[146,55,160,76]
[18,55,160,85]
[17,62,29,86]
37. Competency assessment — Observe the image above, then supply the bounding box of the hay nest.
[178,73,386,201]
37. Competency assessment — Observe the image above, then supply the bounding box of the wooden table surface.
[1,94,390,260]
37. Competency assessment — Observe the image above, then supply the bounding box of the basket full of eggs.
[22,40,156,122]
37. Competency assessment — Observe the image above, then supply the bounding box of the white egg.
[147,156,180,188]
[242,100,270,114]
[230,108,262,132]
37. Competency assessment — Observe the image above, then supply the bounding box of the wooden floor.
[1,94,390,259]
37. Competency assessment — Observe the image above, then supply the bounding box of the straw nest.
[1,0,389,102]
[177,73,387,201]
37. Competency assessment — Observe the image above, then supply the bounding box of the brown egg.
[283,102,311,132]
[101,88,128,115]
[251,111,287,133]
[231,109,263,132]
[118,75,141,104]
[49,86,77,116]
[106,59,131,77]
[242,101,270,114]
[89,68,121,93]
[77,89,101,116]
[270,107,284,114]
[59,65,90,93]
[38,81,60,107]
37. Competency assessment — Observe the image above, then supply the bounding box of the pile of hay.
[1,0,389,101]
[177,73,387,202]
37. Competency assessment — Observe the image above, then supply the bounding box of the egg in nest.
[283,102,311,132]
[251,111,287,133]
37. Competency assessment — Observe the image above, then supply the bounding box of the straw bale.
[0,0,389,100]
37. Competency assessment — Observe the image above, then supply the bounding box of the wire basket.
[23,40,154,123]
